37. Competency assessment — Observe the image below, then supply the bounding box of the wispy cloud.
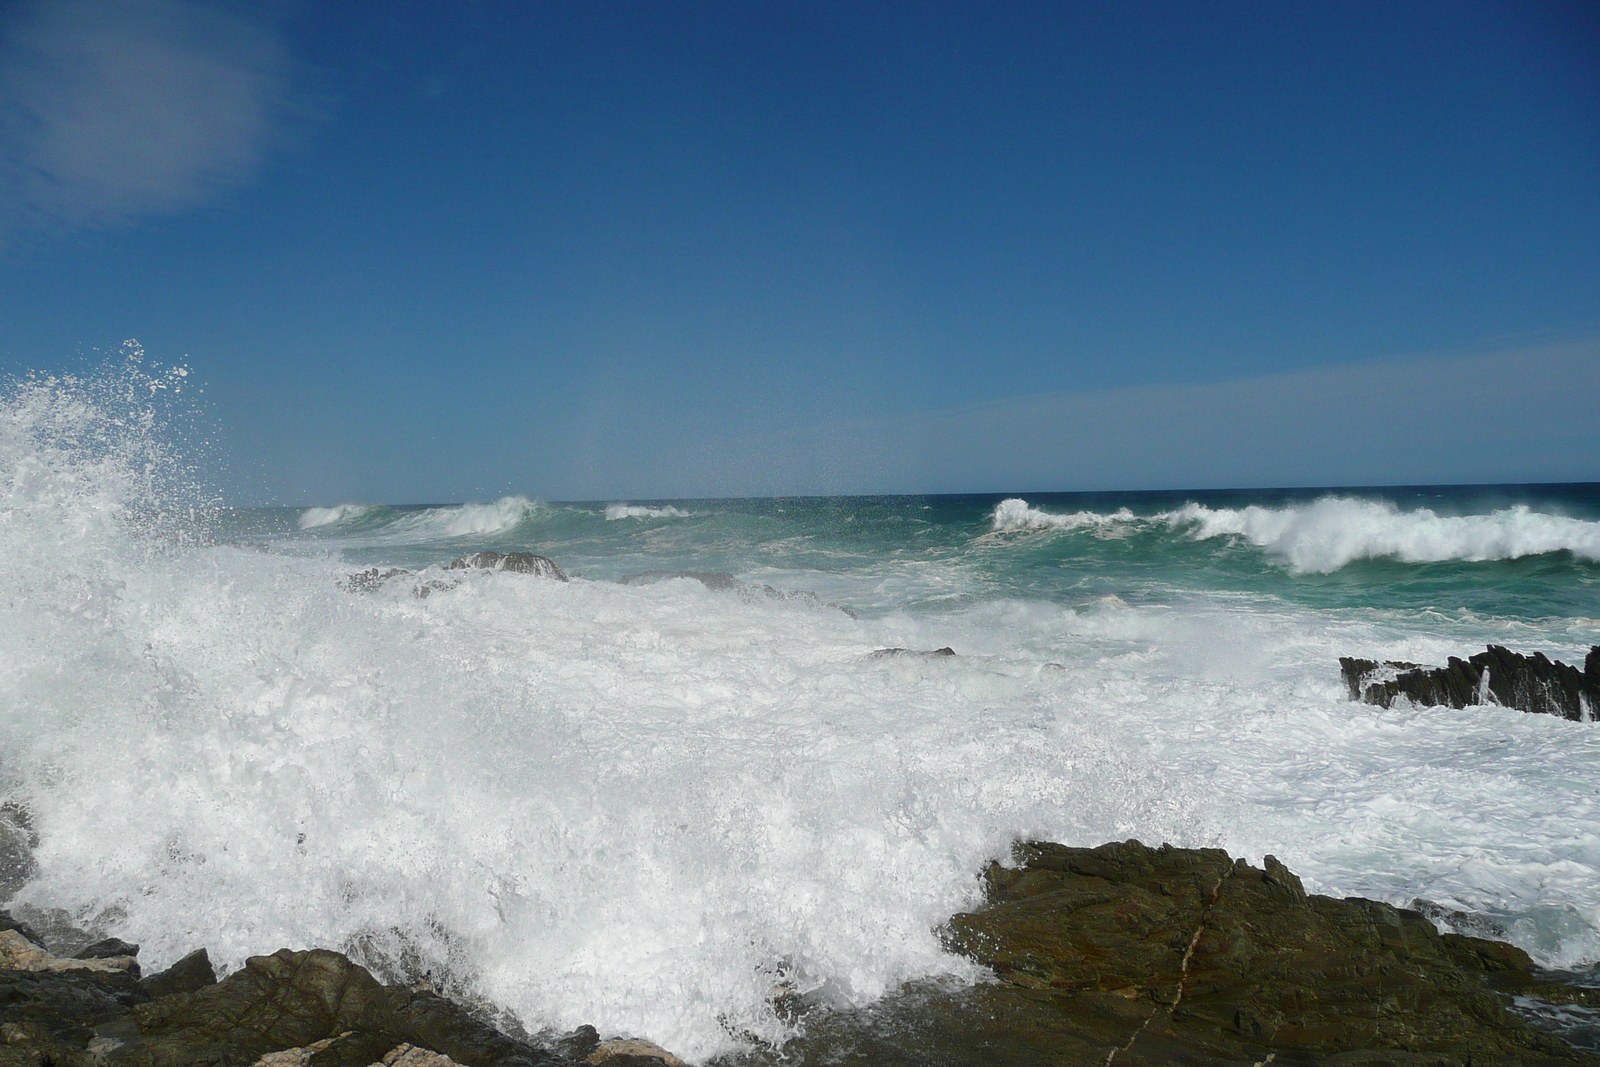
[0,0,292,240]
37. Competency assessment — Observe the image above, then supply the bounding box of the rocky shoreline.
[4,841,1598,1067]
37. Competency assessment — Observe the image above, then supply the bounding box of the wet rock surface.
[726,840,1600,1066]
[5,844,1599,1067]
[1341,645,1600,720]
[448,552,567,581]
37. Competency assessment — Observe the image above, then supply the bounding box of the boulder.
[586,1039,684,1066]
[738,840,1598,1066]
[447,552,567,581]
[139,947,214,998]
[77,937,140,961]
[1341,645,1600,720]
[127,948,561,1067]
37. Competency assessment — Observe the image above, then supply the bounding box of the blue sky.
[1,0,1597,503]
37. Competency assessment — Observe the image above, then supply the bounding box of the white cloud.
[0,0,291,238]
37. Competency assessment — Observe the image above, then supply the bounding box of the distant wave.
[383,496,544,539]
[990,496,1600,573]
[991,498,1135,532]
[1166,498,1600,573]
[298,503,376,529]
[606,504,697,520]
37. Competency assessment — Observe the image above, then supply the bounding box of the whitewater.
[3,367,1600,1060]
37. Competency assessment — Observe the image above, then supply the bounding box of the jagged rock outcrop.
[732,840,1599,1066]
[126,948,562,1067]
[1341,644,1600,720]
[448,552,567,581]
[139,947,215,998]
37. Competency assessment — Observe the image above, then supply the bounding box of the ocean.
[3,368,1599,1059]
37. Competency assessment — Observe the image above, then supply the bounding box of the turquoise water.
[243,484,1600,623]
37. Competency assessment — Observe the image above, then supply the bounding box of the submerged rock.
[448,552,567,581]
[868,646,956,658]
[730,840,1598,1066]
[1341,644,1600,720]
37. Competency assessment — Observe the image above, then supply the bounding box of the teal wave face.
[222,485,1600,623]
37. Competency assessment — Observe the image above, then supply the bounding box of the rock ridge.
[1341,645,1600,721]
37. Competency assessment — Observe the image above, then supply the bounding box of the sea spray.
[3,378,1600,1057]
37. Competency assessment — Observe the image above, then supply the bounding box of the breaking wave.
[379,496,544,540]
[1167,498,1600,573]
[990,498,1135,532]
[298,503,377,529]
[605,504,697,520]
[990,497,1600,573]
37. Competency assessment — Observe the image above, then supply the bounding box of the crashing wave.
[298,503,376,529]
[605,504,696,520]
[380,496,543,540]
[990,498,1136,532]
[1165,498,1600,573]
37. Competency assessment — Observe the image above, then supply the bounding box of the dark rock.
[128,948,560,1067]
[448,552,567,581]
[0,909,42,948]
[1341,645,1600,721]
[552,1024,599,1062]
[76,938,139,961]
[342,567,412,592]
[138,948,214,999]
[0,965,149,1064]
[868,647,956,658]
[729,840,1598,1066]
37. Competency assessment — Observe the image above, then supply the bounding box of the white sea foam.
[3,379,1599,1059]
[605,504,697,520]
[298,503,376,529]
[1166,497,1600,573]
[990,498,1136,531]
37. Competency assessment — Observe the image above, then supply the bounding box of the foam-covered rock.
[447,552,567,581]
[1341,644,1600,720]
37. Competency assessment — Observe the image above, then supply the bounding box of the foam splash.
[605,504,697,520]
[1167,498,1600,573]
[990,498,1135,532]
[4,380,1600,1060]
[298,503,376,529]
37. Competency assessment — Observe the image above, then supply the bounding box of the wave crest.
[1166,498,1600,573]
[605,504,696,520]
[385,496,544,539]
[990,498,1136,532]
[298,503,375,529]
